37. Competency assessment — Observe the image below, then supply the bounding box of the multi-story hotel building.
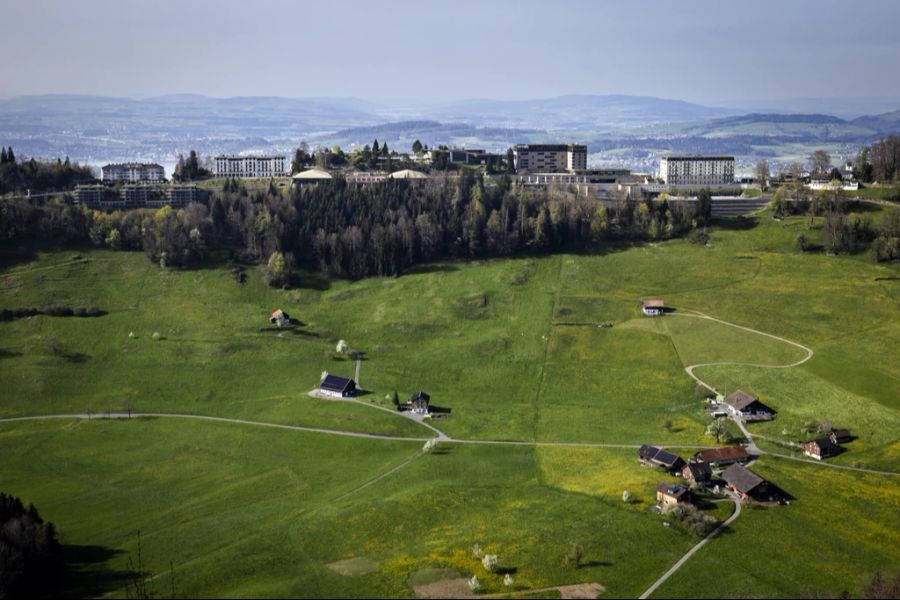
[659,155,735,186]
[214,155,287,178]
[101,162,166,183]
[513,144,587,173]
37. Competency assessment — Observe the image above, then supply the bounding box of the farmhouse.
[642,299,665,316]
[803,437,842,460]
[318,374,357,398]
[720,463,768,499]
[656,483,691,508]
[692,445,753,466]
[723,390,775,421]
[639,445,686,472]
[408,391,431,414]
[682,461,713,484]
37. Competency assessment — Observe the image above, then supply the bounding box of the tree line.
[854,135,900,183]
[0,147,95,195]
[1,174,709,280]
[0,492,61,598]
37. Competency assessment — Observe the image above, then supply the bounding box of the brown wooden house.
[682,461,713,484]
[721,463,768,500]
[693,445,753,466]
[803,437,842,460]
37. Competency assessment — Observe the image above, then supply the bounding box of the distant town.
[64,141,867,212]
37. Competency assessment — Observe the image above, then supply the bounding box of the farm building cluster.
[640,443,778,506]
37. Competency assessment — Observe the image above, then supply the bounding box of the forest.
[0,173,708,280]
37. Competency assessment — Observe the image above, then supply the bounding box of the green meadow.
[1,205,898,597]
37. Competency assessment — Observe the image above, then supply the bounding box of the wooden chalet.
[642,299,665,316]
[408,391,431,414]
[692,445,753,466]
[656,483,691,507]
[639,445,686,472]
[803,437,842,460]
[682,461,713,484]
[723,390,775,422]
[721,463,767,499]
[319,374,357,398]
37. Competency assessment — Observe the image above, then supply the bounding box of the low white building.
[214,155,286,178]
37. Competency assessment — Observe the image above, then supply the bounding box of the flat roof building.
[513,144,587,173]
[102,162,165,183]
[659,155,735,186]
[215,155,286,178]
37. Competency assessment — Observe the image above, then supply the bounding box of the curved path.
[638,492,742,599]
[0,411,713,451]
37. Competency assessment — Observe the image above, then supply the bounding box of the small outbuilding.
[804,437,842,460]
[388,169,427,179]
[270,309,291,325]
[642,299,665,316]
[721,463,768,500]
[830,429,853,444]
[693,445,753,466]
[656,483,691,507]
[682,461,713,484]
[723,390,776,422]
[639,445,686,472]
[319,374,357,398]
[408,391,431,414]
[292,168,333,187]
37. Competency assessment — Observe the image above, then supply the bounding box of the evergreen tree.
[372,139,380,155]
[0,147,7,164]
[7,146,15,164]
[412,139,423,154]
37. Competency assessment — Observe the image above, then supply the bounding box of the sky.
[1,0,899,107]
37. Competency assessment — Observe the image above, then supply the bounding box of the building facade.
[101,162,166,183]
[214,155,287,178]
[659,155,735,186]
[513,144,587,173]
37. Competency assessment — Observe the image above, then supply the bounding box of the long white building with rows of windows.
[101,162,166,183]
[214,155,287,178]
[659,155,735,185]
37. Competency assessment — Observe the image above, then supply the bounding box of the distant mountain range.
[0,93,898,174]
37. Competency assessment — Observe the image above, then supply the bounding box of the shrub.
[468,576,481,592]
[481,554,499,573]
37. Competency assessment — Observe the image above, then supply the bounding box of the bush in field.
[481,554,499,573]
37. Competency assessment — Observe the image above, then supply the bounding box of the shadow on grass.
[404,263,459,275]
[52,544,136,599]
[0,348,23,359]
[711,216,759,231]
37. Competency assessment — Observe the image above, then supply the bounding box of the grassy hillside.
[1,204,898,597]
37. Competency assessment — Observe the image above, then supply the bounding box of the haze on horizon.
[1,0,899,112]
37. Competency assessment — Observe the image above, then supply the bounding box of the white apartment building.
[101,162,165,183]
[513,144,587,173]
[659,155,735,186]
[214,155,287,178]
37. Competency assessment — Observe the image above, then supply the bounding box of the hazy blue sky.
[2,0,899,105]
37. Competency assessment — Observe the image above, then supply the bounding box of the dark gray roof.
[683,462,712,480]
[724,390,758,410]
[410,391,430,403]
[320,374,355,393]
[721,464,766,494]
